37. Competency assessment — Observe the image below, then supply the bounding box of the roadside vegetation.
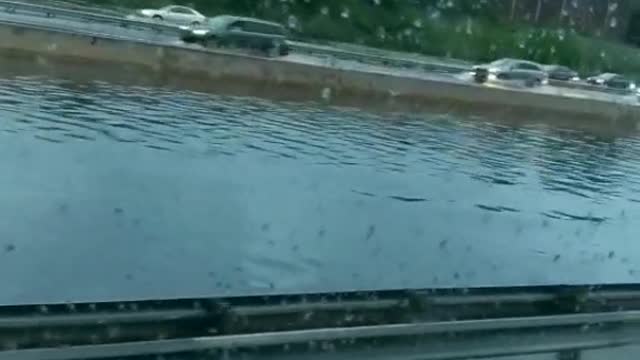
[82,0,640,77]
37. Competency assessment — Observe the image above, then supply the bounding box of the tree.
[534,0,542,23]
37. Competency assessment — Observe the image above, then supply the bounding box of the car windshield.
[515,62,541,70]
[3,0,640,359]
[552,66,571,72]
[488,59,511,67]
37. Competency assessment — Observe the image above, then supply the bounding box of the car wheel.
[191,21,200,26]
[259,41,273,55]
[152,15,163,21]
[473,72,488,84]
[278,44,290,56]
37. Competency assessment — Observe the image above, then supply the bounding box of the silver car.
[472,58,548,87]
[134,5,206,26]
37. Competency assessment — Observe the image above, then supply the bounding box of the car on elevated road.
[543,65,580,82]
[586,73,637,92]
[471,58,548,87]
[134,5,206,26]
[181,15,290,57]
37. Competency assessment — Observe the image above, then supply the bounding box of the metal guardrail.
[289,41,470,74]
[549,79,637,96]
[18,0,125,17]
[0,0,181,35]
[3,286,640,359]
[5,314,640,360]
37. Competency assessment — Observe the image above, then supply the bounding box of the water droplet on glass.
[557,29,566,41]
[321,87,331,101]
[466,18,473,35]
[287,15,299,30]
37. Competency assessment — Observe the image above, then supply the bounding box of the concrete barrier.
[0,21,638,125]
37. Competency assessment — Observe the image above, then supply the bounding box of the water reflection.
[0,76,639,305]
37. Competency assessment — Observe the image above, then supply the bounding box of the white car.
[471,58,548,87]
[135,5,206,26]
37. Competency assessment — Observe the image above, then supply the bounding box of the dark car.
[181,15,290,56]
[586,73,636,91]
[543,65,580,82]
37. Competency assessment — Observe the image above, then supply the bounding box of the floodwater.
[1,76,640,305]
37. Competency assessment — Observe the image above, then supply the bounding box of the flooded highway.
[1,74,640,305]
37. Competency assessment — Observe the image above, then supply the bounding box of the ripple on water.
[2,76,640,297]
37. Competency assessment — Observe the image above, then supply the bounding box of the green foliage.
[82,0,640,77]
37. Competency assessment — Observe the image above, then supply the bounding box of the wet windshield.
[1,0,640,359]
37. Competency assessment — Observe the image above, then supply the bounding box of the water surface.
[0,76,639,305]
